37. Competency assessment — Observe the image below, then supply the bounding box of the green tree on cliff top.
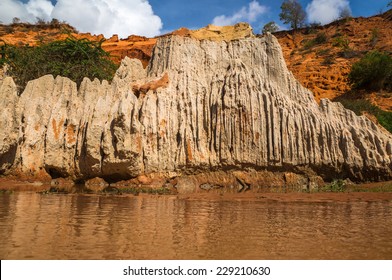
[279,0,306,30]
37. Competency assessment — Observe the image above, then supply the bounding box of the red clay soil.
[273,10,392,107]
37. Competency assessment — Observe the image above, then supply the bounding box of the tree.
[262,21,279,34]
[279,0,306,30]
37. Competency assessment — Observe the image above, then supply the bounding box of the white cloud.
[26,0,54,21]
[212,0,268,26]
[307,0,351,24]
[0,0,162,38]
[0,0,35,23]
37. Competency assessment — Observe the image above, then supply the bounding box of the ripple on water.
[0,193,391,259]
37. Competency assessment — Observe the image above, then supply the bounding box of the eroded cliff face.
[1,34,392,187]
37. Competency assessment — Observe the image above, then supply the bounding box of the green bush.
[321,179,346,192]
[1,36,117,91]
[348,51,392,91]
[302,32,328,50]
[332,35,350,49]
[0,40,6,66]
[314,32,327,44]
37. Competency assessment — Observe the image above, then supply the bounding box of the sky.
[0,0,391,38]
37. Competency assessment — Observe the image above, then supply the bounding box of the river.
[0,192,392,259]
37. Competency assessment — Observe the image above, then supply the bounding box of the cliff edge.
[1,33,392,191]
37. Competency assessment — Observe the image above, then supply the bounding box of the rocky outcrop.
[171,22,255,41]
[1,33,392,188]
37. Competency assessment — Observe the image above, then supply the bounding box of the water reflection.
[0,193,391,259]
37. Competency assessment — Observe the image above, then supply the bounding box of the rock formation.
[274,9,392,103]
[1,33,392,191]
[171,22,255,42]
[3,12,392,108]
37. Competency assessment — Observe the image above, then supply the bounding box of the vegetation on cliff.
[349,50,392,91]
[279,0,306,30]
[336,98,392,133]
[273,7,392,135]
[0,36,117,91]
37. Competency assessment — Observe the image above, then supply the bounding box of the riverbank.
[2,177,392,203]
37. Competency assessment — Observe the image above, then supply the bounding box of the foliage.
[1,36,117,91]
[348,51,392,91]
[35,17,46,25]
[370,28,379,48]
[314,32,327,44]
[262,21,279,34]
[302,32,327,50]
[305,22,321,34]
[316,48,331,56]
[279,0,306,30]
[337,98,392,133]
[0,40,6,66]
[332,35,358,58]
[332,35,350,49]
[2,18,77,36]
[321,179,346,192]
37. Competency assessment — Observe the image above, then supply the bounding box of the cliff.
[2,12,391,108]
[1,33,392,192]
[274,10,392,105]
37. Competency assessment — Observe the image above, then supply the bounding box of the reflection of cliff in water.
[1,193,392,259]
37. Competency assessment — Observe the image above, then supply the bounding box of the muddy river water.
[0,192,391,259]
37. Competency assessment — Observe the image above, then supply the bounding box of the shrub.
[332,35,350,49]
[2,36,117,91]
[0,40,6,66]
[302,32,327,50]
[321,179,346,192]
[314,32,327,44]
[305,22,321,34]
[370,28,379,48]
[348,51,392,91]
[316,48,331,56]
[262,21,279,34]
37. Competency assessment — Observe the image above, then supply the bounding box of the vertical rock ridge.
[0,34,392,182]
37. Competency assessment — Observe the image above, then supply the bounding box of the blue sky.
[150,0,391,32]
[1,0,391,38]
